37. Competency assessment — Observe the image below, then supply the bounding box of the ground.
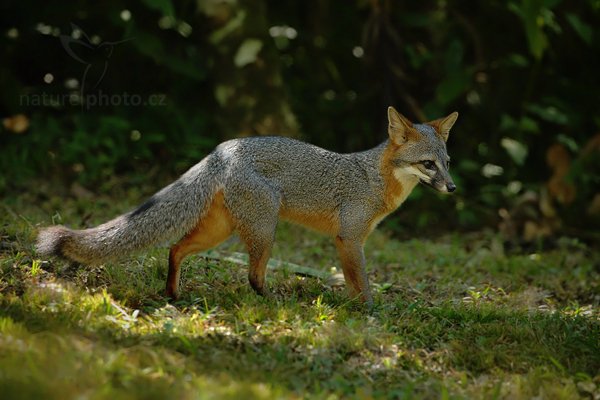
[0,185,599,399]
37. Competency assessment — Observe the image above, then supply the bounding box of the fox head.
[386,106,458,193]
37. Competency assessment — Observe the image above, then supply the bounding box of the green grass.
[1,188,599,399]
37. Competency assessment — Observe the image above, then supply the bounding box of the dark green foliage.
[0,0,598,232]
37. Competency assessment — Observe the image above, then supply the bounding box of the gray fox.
[36,107,458,304]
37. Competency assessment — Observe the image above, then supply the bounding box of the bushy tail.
[36,156,220,265]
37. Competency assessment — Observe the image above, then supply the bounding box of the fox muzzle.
[420,178,456,194]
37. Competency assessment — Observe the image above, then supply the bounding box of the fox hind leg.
[226,180,280,296]
[166,191,234,300]
[239,228,276,295]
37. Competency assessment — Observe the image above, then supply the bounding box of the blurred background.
[1,0,598,242]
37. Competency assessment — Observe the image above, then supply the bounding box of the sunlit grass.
[1,192,599,399]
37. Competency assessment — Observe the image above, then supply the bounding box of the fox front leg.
[334,237,372,305]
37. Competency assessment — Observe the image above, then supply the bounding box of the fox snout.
[416,163,456,193]
[432,169,456,193]
[421,176,456,193]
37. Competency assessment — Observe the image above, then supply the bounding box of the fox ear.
[387,106,413,145]
[431,112,459,142]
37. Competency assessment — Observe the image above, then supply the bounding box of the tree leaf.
[501,137,529,165]
[509,0,548,60]
[140,0,175,17]
[526,104,568,124]
[566,13,592,45]
[234,39,263,68]
[209,10,247,44]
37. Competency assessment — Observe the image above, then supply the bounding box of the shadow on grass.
[1,276,598,397]
[0,292,429,398]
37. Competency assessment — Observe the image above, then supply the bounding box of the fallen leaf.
[2,114,29,133]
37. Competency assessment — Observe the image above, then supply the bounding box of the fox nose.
[446,183,456,192]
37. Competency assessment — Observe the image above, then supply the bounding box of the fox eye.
[422,160,436,170]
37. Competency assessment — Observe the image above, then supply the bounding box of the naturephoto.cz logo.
[20,23,166,110]
[20,90,167,108]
